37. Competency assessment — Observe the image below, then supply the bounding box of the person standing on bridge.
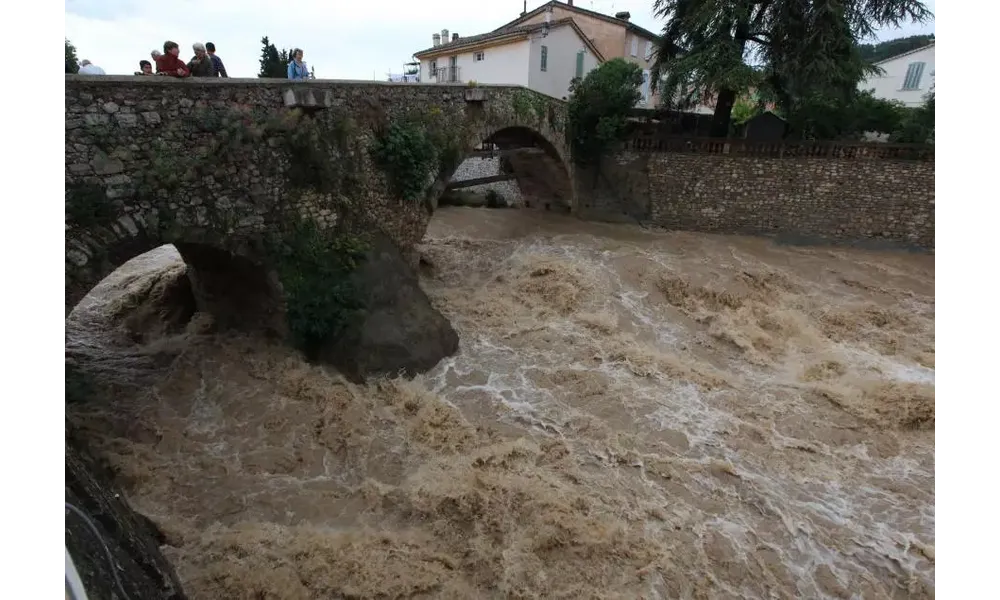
[187,43,216,77]
[205,42,228,77]
[156,41,190,77]
[78,60,106,75]
[287,48,309,80]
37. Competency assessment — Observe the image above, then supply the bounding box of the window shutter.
[903,62,926,90]
[630,36,638,57]
[541,45,548,71]
[575,51,584,78]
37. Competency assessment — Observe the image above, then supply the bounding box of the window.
[430,60,437,76]
[474,51,484,62]
[641,70,651,105]
[575,50,584,78]
[644,40,653,61]
[902,61,926,90]
[541,45,548,71]
[630,36,638,57]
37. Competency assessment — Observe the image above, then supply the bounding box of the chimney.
[432,33,441,46]
[567,0,573,5]
[441,29,449,43]
[452,33,459,42]
[521,0,526,16]
[615,11,631,21]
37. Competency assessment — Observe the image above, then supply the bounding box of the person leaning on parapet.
[156,41,190,77]
[134,60,154,76]
[187,42,216,77]
[287,48,309,80]
[78,59,106,75]
[205,42,228,77]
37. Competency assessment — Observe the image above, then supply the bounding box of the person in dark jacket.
[155,41,189,77]
[205,42,228,77]
[187,42,215,77]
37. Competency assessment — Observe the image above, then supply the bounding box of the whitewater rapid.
[66,207,935,599]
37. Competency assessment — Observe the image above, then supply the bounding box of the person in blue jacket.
[288,48,309,80]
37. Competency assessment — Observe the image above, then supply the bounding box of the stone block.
[102,102,119,114]
[90,152,124,175]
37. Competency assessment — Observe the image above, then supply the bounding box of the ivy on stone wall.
[371,118,440,202]
[266,219,368,355]
[511,89,548,123]
[66,181,119,229]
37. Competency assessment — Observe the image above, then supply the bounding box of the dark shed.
[743,111,788,142]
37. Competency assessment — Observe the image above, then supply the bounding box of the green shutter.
[575,51,584,78]
[903,62,926,90]
[541,45,548,71]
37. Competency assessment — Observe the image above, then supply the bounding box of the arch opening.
[438,125,574,214]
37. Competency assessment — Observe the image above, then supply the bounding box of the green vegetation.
[267,220,368,353]
[66,181,118,229]
[65,39,80,74]
[650,0,933,137]
[511,89,549,122]
[258,36,292,78]
[858,34,935,64]
[567,58,643,164]
[371,119,440,202]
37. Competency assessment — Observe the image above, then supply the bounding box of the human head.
[163,41,179,56]
[151,50,162,60]
[139,60,152,74]
[192,42,207,58]
[205,42,217,54]
[293,48,304,62]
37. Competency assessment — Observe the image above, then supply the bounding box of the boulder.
[65,431,186,600]
[320,232,459,382]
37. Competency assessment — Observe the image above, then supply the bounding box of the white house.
[412,16,603,100]
[858,43,935,108]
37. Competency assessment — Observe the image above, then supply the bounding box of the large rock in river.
[320,232,459,382]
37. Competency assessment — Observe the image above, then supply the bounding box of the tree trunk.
[709,88,738,137]
[709,19,752,138]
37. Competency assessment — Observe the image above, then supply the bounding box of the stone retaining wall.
[575,149,935,250]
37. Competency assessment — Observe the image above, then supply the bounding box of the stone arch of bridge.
[450,116,576,214]
[65,211,286,336]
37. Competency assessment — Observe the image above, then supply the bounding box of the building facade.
[494,1,662,107]
[859,43,935,108]
[413,18,603,100]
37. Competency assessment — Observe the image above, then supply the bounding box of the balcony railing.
[432,66,461,84]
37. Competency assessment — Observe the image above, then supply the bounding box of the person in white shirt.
[78,60,106,75]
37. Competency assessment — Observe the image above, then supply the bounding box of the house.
[494,1,663,108]
[858,42,935,108]
[412,17,603,100]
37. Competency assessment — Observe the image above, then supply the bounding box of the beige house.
[494,1,663,108]
[413,18,604,100]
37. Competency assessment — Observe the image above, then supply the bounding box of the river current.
[66,207,935,599]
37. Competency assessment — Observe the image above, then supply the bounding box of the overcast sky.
[65,0,936,79]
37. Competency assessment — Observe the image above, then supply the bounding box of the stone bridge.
[65,76,572,356]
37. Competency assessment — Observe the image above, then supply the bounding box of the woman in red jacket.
[155,41,189,77]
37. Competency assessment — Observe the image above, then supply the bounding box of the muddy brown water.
[66,207,934,599]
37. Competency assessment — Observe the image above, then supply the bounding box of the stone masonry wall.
[451,157,524,204]
[575,150,935,250]
[64,76,571,309]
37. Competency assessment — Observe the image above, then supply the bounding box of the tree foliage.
[567,58,643,164]
[858,34,934,63]
[650,0,933,137]
[258,36,290,78]
[66,38,80,74]
[890,87,934,143]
